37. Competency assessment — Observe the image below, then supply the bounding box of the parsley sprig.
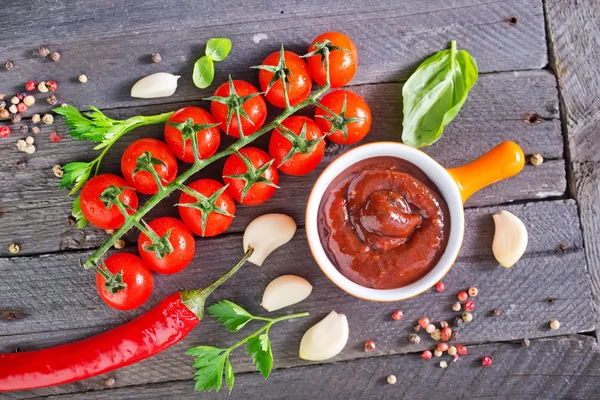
[53,106,173,227]
[187,300,308,393]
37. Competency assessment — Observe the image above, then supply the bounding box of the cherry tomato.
[223,147,279,205]
[164,106,220,163]
[121,138,178,195]
[80,174,139,230]
[269,116,325,176]
[210,80,267,138]
[138,217,195,274]
[307,32,358,88]
[314,90,372,145]
[258,50,312,108]
[178,179,236,237]
[96,253,153,310]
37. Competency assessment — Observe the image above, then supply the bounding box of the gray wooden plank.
[0,0,547,112]
[0,200,592,395]
[8,336,600,400]
[545,0,600,336]
[0,70,564,257]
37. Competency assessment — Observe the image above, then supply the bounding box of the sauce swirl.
[317,157,450,289]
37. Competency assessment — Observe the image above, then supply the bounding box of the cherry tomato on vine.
[178,179,236,237]
[138,217,195,274]
[121,138,178,195]
[223,147,279,205]
[80,174,139,230]
[269,116,325,176]
[307,32,358,88]
[210,79,267,138]
[164,106,220,163]
[314,90,372,145]
[258,50,312,108]
[95,253,153,311]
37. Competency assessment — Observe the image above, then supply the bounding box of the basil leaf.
[206,38,232,62]
[401,40,478,148]
[192,56,215,89]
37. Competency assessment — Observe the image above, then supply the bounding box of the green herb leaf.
[59,161,93,195]
[193,56,215,89]
[186,346,228,392]
[54,105,115,142]
[401,40,478,148]
[71,195,88,228]
[208,300,255,332]
[247,332,273,379]
[206,38,232,62]
[225,357,235,394]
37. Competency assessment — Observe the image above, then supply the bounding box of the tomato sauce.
[317,157,450,289]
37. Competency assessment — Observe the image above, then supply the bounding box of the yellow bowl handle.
[447,141,525,204]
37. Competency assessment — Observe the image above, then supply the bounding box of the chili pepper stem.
[180,246,255,320]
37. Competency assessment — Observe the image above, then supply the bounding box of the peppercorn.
[386,375,397,385]
[408,334,421,344]
[25,136,34,145]
[16,139,28,151]
[468,287,479,297]
[114,239,126,249]
[447,346,457,356]
[42,114,54,124]
[391,310,403,321]
[439,361,448,369]
[52,165,63,178]
[462,312,473,323]
[60,103,68,107]
[19,125,28,135]
[0,94,5,100]
[481,355,492,367]
[435,281,445,292]
[17,103,27,113]
[46,95,57,105]
[364,339,376,352]
[10,96,19,105]
[38,46,50,57]
[25,144,35,154]
[11,114,22,124]
[0,100,5,110]
[0,126,11,138]
[23,95,35,107]
[105,377,116,387]
[8,243,19,254]
[38,82,49,93]
[46,81,58,92]
[151,52,162,63]
[421,350,432,360]
[490,308,501,317]
[426,323,436,334]
[433,349,442,357]
[413,324,421,332]
[549,320,560,330]
[451,302,461,312]
[521,338,530,347]
[458,291,468,301]
[441,326,452,342]
[78,74,88,83]
[106,229,115,235]
[464,301,475,312]
[530,153,544,166]
[50,51,61,62]
[8,105,18,114]
[17,92,26,100]
[440,321,449,328]
[5,61,14,71]
[25,81,37,92]
[31,126,41,134]
[32,114,41,123]
[437,342,448,352]
[0,109,9,120]
[455,344,468,355]
[430,329,442,341]
[418,317,430,329]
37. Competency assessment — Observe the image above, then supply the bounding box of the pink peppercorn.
[435,282,445,292]
[421,350,432,360]
[455,345,468,355]
[17,103,27,113]
[482,355,492,367]
[458,291,468,301]
[418,317,430,329]
[46,81,58,92]
[0,126,11,138]
[49,132,63,142]
[441,326,452,342]
[391,310,404,321]
[25,81,37,92]
[464,301,475,312]
[364,339,376,352]
[437,343,448,352]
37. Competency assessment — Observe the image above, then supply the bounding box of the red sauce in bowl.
[317,157,450,289]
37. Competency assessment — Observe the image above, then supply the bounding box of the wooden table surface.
[1,0,600,398]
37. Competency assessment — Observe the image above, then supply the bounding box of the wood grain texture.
[7,336,600,400]
[0,0,547,112]
[545,0,600,335]
[0,200,591,395]
[0,70,564,257]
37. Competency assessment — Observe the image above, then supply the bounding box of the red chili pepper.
[0,248,253,392]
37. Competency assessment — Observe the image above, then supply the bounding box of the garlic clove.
[243,214,296,266]
[299,311,349,361]
[261,275,312,312]
[130,72,180,99]
[492,210,528,268]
